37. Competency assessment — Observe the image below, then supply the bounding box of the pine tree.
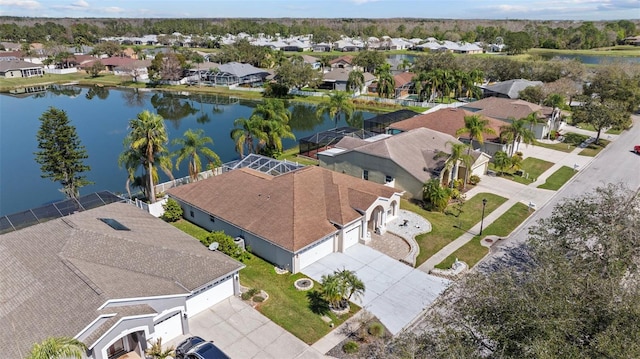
[34,107,92,200]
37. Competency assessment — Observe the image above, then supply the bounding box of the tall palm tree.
[444,141,472,188]
[252,99,295,157]
[316,92,355,128]
[346,70,365,93]
[397,58,412,72]
[230,116,266,158]
[375,63,396,99]
[122,110,172,203]
[173,128,221,181]
[27,337,86,359]
[499,118,535,156]
[522,111,540,134]
[456,115,496,188]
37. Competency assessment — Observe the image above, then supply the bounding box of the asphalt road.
[492,114,640,253]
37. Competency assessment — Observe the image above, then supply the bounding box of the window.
[189,210,194,218]
[98,218,130,231]
[363,170,369,180]
[209,215,215,223]
[385,175,393,183]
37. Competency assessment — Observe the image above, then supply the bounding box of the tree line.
[1,17,637,50]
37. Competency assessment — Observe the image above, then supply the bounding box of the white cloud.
[101,6,125,14]
[71,0,89,8]
[0,0,41,10]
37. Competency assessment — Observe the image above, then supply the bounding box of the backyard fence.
[154,167,223,195]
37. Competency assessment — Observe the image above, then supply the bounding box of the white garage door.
[299,237,334,270]
[153,312,183,342]
[186,277,234,317]
[343,227,360,249]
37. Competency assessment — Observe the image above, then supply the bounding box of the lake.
[542,53,640,65]
[0,86,375,216]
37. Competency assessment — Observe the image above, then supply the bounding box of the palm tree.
[316,92,355,128]
[493,150,512,176]
[522,111,540,134]
[339,269,365,303]
[422,178,451,212]
[27,337,86,359]
[346,70,365,93]
[456,115,496,188]
[499,119,535,156]
[145,338,175,359]
[173,129,221,181]
[321,269,365,311]
[321,273,345,310]
[252,99,295,157]
[122,110,172,203]
[230,116,266,158]
[397,58,412,72]
[444,141,472,188]
[375,63,396,99]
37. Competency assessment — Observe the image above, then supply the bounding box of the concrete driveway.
[302,244,449,334]
[167,297,327,359]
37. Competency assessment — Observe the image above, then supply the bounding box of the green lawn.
[537,166,576,190]
[241,256,358,344]
[171,219,357,344]
[277,146,319,166]
[490,157,554,184]
[402,193,508,266]
[605,127,623,135]
[572,122,597,132]
[533,141,575,153]
[436,202,532,269]
[579,139,610,157]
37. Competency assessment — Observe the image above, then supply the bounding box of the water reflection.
[150,92,199,128]
[86,85,109,100]
[121,88,147,107]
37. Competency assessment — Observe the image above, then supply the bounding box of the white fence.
[355,95,430,108]
[154,167,223,195]
[289,89,327,97]
[44,68,78,75]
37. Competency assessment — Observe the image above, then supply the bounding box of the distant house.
[329,55,356,70]
[0,41,21,51]
[480,79,543,99]
[312,42,332,52]
[318,127,490,199]
[208,62,270,86]
[368,71,415,98]
[167,163,403,273]
[301,54,322,70]
[460,97,559,139]
[320,68,375,91]
[0,201,244,359]
[623,35,640,46]
[0,60,43,78]
[387,107,509,156]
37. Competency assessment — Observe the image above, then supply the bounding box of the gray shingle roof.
[0,60,43,72]
[216,62,269,77]
[0,202,243,358]
[481,79,543,99]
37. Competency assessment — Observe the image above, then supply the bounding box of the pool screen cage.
[363,109,420,134]
[222,153,306,176]
[298,127,378,158]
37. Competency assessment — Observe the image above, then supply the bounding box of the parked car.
[184,341,230,359]
[175,336,206,359]
[634,145,640,154]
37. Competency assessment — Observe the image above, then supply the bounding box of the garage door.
[343,227,360,249]
[299,237,334,270]
[153,312,183,342]
[186,277,234,317]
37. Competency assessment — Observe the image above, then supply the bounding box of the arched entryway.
[368,205,386,234]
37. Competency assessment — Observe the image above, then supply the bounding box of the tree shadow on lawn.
[307,290,330,315]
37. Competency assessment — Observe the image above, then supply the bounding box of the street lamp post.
[480,198,487,236]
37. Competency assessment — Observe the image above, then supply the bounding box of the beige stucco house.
[167,164,403,273]
[317,127,491,200]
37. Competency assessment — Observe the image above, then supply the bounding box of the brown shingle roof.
[389,108,504,141]
[329,55,354,65]
[167,166,399,252]
[0,202,243,358]
[460,97,553,120]
[393,72,415,87]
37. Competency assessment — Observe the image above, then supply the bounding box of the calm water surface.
[0,86,375,215]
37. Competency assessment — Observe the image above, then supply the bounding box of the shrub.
[368,322,385,337]
[253,295,265,303]
[469,175,481,185]
[563,132,589,146]
[342,341,359,354]
[202,231,252,262]
[161,198,183,222]
[241,292,252,300]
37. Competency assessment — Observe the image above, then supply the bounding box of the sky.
[0,0,638,21]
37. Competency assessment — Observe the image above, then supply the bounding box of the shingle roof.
[0,59,43,72]
[167,166,399,252]
[323,69,375,82]
[388,108,504,141]
[329,55,354,65]
[0,202,243,358]
[334,127,460,183]
[481,79,543,99]
[460,97,553,121]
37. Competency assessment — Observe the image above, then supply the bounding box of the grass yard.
[579,139,610,157]
[402,193,508,266]
[605,127,623,135]
[171,219,357,344]
[489,157,554,185]
[533,141,575,153]
[436,202,532,269]
[277,146,319,166]
[241,255,358,344]
[537,166,576,190]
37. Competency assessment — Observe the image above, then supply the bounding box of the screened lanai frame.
[298,127,377,158]
[363,109,420,134]
[222,154,306,176]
